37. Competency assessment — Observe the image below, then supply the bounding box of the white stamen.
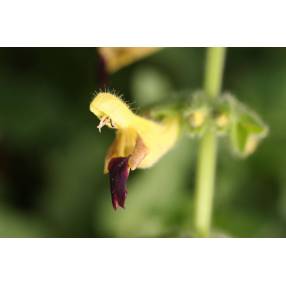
[97,116,108,133]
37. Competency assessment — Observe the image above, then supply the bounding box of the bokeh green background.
[0,48,285,237]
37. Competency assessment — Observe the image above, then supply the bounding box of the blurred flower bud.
[183,92,210,138]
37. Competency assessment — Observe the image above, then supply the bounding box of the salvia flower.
[90,92,180,209]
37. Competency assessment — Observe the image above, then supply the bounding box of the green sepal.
[225,93,269,157]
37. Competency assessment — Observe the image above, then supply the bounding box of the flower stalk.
[194,48,226,237]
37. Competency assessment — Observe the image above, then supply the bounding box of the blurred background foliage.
[0,48,285,237]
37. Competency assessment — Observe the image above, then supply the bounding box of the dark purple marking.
[108,157,130,210]
[98,54,109,89]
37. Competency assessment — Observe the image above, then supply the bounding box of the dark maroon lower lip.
[108,157,130,210]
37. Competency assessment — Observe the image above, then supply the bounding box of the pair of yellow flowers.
[90,92,180,209]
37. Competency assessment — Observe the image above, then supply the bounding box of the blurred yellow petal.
[132,116,179,169]
[98,47,161,73]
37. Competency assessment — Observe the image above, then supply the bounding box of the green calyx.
[182,91,268,157]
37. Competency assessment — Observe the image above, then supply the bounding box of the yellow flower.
[90,92,180,209]
[98,48,161,73]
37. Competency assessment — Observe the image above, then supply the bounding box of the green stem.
[194,47,226,237]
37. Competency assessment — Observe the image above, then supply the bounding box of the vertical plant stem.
[194,47,226,237]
